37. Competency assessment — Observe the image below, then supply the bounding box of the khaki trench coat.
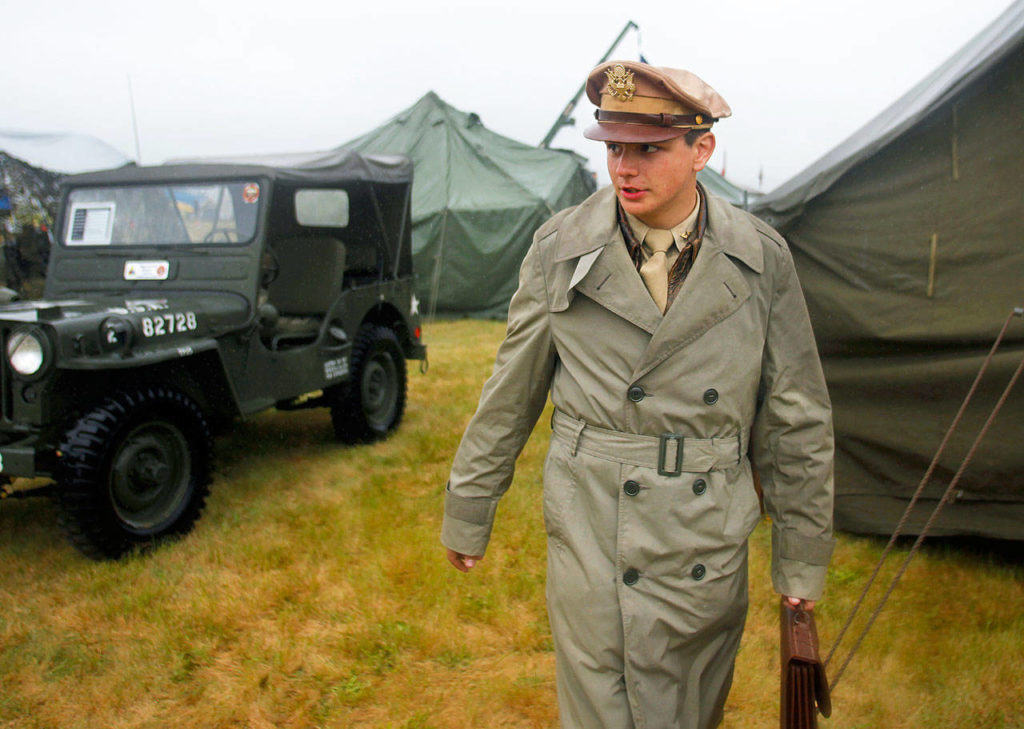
[442,186,834,729]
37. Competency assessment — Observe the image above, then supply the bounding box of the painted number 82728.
[141,312,198,338]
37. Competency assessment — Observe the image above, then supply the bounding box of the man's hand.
[786,595,816,610]
[446,548,483,573]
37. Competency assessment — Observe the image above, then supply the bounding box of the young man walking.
[442,61,835,729]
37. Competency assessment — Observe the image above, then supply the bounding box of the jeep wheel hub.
[109,422,191,530]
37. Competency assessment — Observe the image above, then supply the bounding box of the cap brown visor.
[583,122,689,143]
[583,110,712,143]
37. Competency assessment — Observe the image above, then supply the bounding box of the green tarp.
[340,92,595,318]
[697,167,758,209]
[754,0,1024,540]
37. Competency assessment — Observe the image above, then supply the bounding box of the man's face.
[605,133,715,229]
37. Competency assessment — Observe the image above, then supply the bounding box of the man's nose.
[614,151,639,177]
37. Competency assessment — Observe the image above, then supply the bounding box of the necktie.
[640,228,674,313]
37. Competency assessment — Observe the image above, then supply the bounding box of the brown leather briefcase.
[780,598,832,729]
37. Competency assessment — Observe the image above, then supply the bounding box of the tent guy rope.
[824,306,1024,692]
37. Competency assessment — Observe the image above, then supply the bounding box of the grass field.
[1,318,1022,728]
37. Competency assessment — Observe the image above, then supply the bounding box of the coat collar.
[553,185,764,275]
[702,191,764,274]
[553,186,621,263]
[550,186,766,375]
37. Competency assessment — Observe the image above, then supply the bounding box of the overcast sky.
[2,0,1015,191]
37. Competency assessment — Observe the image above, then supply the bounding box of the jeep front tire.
[331,325,407,443]
[56,386,213,559]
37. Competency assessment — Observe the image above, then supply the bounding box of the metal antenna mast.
[539,20,639,149]
[127,74,143,164]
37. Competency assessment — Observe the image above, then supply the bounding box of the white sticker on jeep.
[324,357,349,380]
[141,312,198,338]
[124,260,170,281]
[67,202,116,245]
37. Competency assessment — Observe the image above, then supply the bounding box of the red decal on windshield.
[243,183,260,204]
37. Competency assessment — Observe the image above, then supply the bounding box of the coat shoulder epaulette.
[748,214,788,250]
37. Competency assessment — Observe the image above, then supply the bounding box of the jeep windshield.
[62,181,261,246]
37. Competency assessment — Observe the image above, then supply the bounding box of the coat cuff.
[440,487,499,557]
[770,525,836,601]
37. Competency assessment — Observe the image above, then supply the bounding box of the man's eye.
[642,144,660,153]
[607,144,621,154]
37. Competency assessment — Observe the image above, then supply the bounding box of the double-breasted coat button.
[692,478,707,496]
[624,480,641,496]
[627,385,646,402]
[691,564,706,581]
[623,568,640,585]
[702,388,719,405]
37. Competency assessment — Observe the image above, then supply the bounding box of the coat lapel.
[574,243,663,335]
[554,187,662,334]
[549,187,765,349]
[632,194,765,380]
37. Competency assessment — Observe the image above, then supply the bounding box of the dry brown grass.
[1,318,1022,728]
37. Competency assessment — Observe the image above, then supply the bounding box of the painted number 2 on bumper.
[141,312,198,337]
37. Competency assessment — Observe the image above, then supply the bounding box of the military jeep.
[0,152,426,559]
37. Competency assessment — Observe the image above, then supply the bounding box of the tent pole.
[927,233,938,297]
[427,210,448,324]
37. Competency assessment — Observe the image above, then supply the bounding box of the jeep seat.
[268,236,346,314]
[265,236,345,348]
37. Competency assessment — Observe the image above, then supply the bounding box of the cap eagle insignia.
[605,64,635,102]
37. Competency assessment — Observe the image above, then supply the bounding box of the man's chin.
[617,195,653,219]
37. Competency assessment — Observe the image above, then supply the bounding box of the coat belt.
[551,409,743,476]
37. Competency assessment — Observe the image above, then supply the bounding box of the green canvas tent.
[697,167,759,209]
[340,92,596,318]
[754,0,1024,540]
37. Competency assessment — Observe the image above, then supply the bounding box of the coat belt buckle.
[658,433,683,477]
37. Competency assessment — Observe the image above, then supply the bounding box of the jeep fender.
[59,338,244,423]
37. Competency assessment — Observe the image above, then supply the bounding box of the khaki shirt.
[624,197,699,271]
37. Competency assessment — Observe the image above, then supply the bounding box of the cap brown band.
[594,109,715,130]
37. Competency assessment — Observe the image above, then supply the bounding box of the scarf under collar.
[616,183,708,310]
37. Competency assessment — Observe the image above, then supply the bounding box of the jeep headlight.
[7,328,49,377]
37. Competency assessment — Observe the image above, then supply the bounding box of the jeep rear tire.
[331,325,407,443]
[56,386,212,560]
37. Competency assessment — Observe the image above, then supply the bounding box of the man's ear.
[692,132,716,172]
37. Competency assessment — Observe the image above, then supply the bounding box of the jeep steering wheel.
[261,248,280,288]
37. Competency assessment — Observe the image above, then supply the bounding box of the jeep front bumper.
[0,434,46,479]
